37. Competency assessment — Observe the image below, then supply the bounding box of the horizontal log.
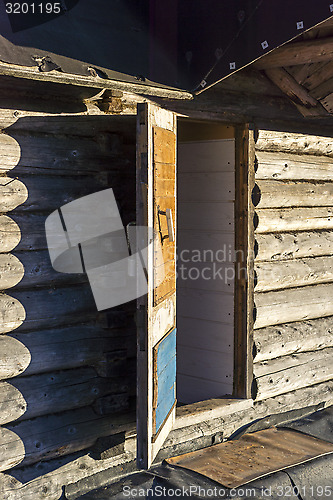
[220,382,333,453]
[0,215,21,253]
[253,347,333,400]
[255,255,333,292]
[0,447,136,500]
[0,295,25,334]
[0,285,96,334]
[96,308,135,330]
[255,151,333,180]
[0,92,87,117]
[0,324,136,379]
[95,352,136,379]
[0,178,27,211]
[0,132,134,175]
[0,112,135,137]
[0,211,131,255]
[0,62,190,99]
[255,37,333,69]
[0,406,135,471]
[254,180,333,208]
[255,207,333,233]
[254,283,333,329]
[0,203,135,255]
[0,174,108,213]
[253,316,333,362]
[1,381,332,500]
[92,393,130,416]
[0,336,30,378]
[0,134,21,172]
[0,250,88,290]
[166,82,320,124]
[0,214,46,253]
[255,231,333,262]
[0,254,24,289]
[254,379,333,418]
[255,130,333,158]
[0,367,130,425]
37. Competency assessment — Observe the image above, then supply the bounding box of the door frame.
[136,109,255,467]
[234,124,256,399]
[175,120,255,400]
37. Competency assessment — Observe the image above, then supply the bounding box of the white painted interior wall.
[177,137,235,403]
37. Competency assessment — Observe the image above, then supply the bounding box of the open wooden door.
[136,103,177,469]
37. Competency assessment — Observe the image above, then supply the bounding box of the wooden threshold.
[101,398,253,442]
[175,398,253,430]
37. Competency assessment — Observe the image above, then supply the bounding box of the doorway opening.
[176,120,236,404]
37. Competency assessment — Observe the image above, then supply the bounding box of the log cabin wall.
[0,87,137,475]
[0,76,333,497]
[252,129,333,401]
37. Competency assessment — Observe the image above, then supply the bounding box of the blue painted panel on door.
[153,328,176,434]
[156,328,177,374]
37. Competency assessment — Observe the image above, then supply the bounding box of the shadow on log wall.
[0,110,137,474]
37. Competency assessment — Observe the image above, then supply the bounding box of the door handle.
[157,207,174,243]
